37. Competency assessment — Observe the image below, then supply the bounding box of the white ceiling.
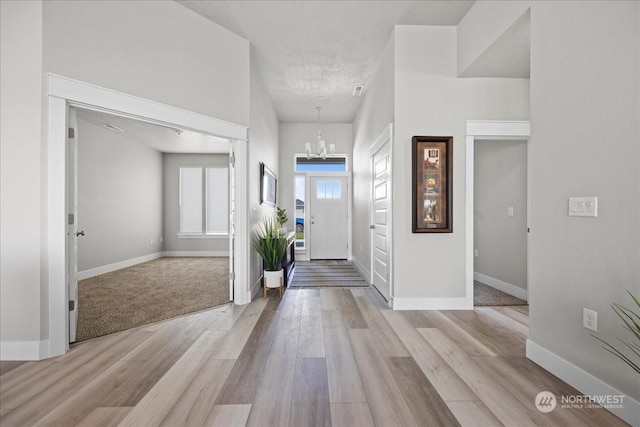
[178,0,474,122]
[75,108,231,154]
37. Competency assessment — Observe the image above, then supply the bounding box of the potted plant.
[592,290,640,374]
[251,216,291,297]
[276,206,288,236]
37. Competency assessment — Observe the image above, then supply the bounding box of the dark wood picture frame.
[260,162,277,206]
[412,136,453,233]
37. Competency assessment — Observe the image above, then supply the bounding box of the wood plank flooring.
[0,287,629,426]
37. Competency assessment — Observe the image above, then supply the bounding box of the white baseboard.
[77,252,230,280]
[250,275,263,300]
[77,252,163,280]
[526,339,640,426]
[474,272,528,301]
[392,296,472,311]
[1,340,50,361]
[351,256,371,283]
[162,251,229,257]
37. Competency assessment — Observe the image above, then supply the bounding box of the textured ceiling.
[75,108,231,154]
[178,1,474,122]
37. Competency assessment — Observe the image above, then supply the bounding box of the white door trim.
[47,74,249,358]
[369,124,393,302]
[465,120,530,309]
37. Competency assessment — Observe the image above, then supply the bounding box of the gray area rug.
[290,261,369,287]
[474,281,527,306]
[77,257,230,341]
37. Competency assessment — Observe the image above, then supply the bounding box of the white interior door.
[309,176,348,259]
[67,107,79,342]
[371,133,392,300]
[228,148,235,301]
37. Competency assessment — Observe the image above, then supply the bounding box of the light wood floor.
[0,287,628,426]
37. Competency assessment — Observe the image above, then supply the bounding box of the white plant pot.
[264,269,284,288]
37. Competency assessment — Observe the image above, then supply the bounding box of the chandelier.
[305,107,335,159]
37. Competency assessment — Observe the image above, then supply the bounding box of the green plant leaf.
[251,215,289,271]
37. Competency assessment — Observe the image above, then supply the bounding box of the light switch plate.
[568,197,598,217]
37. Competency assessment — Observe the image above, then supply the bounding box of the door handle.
[76,231,85,237]
[370,225,375,229]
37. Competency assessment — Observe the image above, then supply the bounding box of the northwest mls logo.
[535,391,557,413]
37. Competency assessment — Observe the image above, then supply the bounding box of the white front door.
[309,176,348,259]
[371,130,392,300]
[67,107,79,343]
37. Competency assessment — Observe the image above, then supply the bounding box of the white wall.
[393,25,530,301]
[456,1,530,77]
[352,32,396,279]
[163,154,229,253]
[249,46,280,293]
[1,0,251,354]
[474,140,527,291]
[0,0,44,345]
[528,0,640,404]
[42,1,250,126]
[76,118,163,271]
[279,122,353,258]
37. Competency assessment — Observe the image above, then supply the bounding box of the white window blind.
[180,167,203,233]
[206,167,228,234]
[179,166,229,236]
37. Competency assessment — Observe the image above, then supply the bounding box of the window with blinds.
[179,166,228,236]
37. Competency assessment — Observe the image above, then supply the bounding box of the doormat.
[290,261,369,287]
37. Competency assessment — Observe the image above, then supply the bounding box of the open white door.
[309,176,349,260]
[370,125,393,301]
[67,107,79,342]
[228,147,236,301]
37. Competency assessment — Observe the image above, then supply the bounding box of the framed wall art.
[260,162,277,206]
[412,136,453,233]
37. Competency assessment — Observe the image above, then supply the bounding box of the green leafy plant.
[251,216,290,271]
[276,206,288,227]
[593,290,640,375]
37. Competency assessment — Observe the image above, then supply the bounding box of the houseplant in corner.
[276,206,288,236]
[251,215,291,297]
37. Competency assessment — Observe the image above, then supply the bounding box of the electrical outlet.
[474,249,479,257]
[583,308,597,332]
[150,238,154,245]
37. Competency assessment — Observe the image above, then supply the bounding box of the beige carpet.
[77,257,230,342]
[290,261,369,287]
[474,281,527,306]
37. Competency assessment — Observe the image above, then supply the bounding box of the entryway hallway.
[0,288,625,426]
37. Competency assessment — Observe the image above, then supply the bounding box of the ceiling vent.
[102,123,125,133]
[352,85,364,96]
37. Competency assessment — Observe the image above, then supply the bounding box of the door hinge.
[230,154,235,166]
[69,300,75,311]
[230,272,236,281]
[68,213,75,225]
[68,127,75,139]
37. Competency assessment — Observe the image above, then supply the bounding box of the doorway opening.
[465,120,530,309]
[68,106,234,342]
[47,74,249,358]
[473,139,528,307]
